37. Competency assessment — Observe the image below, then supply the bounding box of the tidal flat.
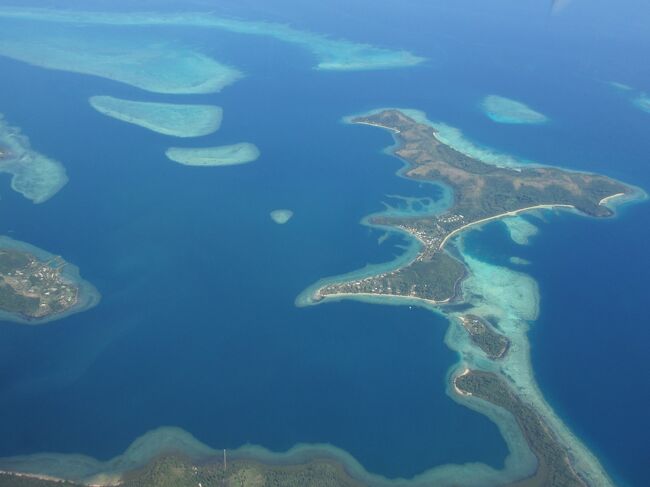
[633,93,650,113]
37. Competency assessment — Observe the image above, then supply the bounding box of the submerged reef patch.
[270,209,294,224]
[380,194,450,217]
[89,96,223,137]
[0,19,242,94]
[0,114,68,203]
[501,216,539,245]
[0,7,425,72]
[509,256,531,266]
[608,82,650,115]
[633,93,650,113]
[480,95,549,125]
[165,143,260,167]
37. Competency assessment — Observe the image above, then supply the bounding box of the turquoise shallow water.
[0,41,508,478]
[0,0,649,485]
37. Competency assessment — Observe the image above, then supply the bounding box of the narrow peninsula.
[0,237,100,325]
[270,209,294,224]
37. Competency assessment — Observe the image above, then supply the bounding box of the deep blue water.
[0,0,649,485]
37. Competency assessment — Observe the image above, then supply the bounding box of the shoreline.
[314,290,451,307]
[0,423,540,487]
[438,204,575,250]
[598,192,625,206]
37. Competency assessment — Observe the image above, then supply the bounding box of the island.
[309,109,633,306]
[454,370,584,486]
[0,455,362,487]
[0,236,100,325]
[458,314,510,360]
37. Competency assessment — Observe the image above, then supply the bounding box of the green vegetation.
[0,249,77,321]
[360,110,628,222]
[124,454,361,487]
[458,314,510,359]
[0,473,81,486]
[455,371,585,487]
[318,251,465,303]
[0,453,363,487]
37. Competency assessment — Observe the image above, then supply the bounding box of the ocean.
[0,0,648,485]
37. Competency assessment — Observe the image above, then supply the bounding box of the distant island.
[0,453,362,487]
[0,237,100,325]
[305,109,633,306]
